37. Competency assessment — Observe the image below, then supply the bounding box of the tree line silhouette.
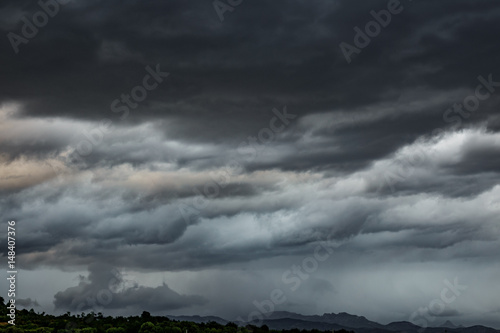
[0,297,355,333]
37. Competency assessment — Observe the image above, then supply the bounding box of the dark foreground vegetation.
[0,300,353,333]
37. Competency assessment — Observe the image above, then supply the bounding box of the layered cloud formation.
[0,0,499,328]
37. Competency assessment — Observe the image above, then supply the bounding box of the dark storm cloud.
[17,298,40,308]
[54,263,206,312]
[140,182,269,205]
[0,139,65,161]
[372,172,500,198]
[1,0,499,149]
[8,172,497,272]
[1,0,499,187]
[1,0,500,326]
[443,143,500,175]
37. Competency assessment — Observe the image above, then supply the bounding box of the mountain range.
[166,311,499,333]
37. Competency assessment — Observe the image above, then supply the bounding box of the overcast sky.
[1,0,500,329]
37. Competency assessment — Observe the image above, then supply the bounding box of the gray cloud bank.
[0,0,499,328]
